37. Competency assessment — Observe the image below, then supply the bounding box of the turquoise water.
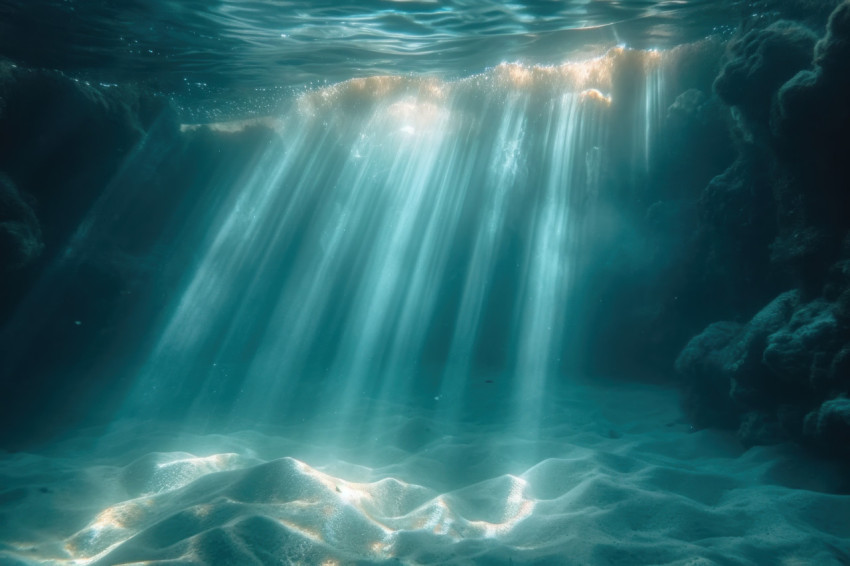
[115,48,687,439]
[0,0,736,437]
[3,2,850,564]
[0,0,737,118]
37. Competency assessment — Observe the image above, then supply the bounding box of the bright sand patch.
[1,378,848,565]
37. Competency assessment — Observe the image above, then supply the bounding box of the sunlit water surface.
[0,0,742,118]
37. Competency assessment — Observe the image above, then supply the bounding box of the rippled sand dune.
[2,379,848,566]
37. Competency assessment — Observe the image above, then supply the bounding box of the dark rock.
[0,173,42,270]
[779,15,850,155]
[762,298,844,389]
[738,411,785,447]
[714,20,817,134]
[768,226,832,287]
[676,292,797,422]
[658,89,735,201]
[698,157,782,316]
[824,259,850,300]
[770,2,850,253]
[0,60,175,447]
[675,320,744,428]
[678,288,850,452]
[724,290,801,392]
[814,0,850,75]
[0,59,165,249]
[678,3,850,462]
[829,347,850,385]
[804,397,850,456]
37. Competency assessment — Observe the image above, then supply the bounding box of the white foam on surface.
[1,378,848,565]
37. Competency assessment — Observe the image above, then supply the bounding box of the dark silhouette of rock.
[0,173,42,270]
[676,1,850,460]
[804,397,850,456]
[714,20,816,135]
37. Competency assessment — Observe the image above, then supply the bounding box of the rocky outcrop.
[678,286,850,451]
[675,2,850,460]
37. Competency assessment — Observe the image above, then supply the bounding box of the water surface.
[1,0,741,116]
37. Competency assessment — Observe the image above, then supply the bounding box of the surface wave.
[0,0,737,99]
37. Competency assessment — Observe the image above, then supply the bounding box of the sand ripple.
[1,382,849,565]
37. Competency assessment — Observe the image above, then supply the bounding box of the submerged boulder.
[677,286,850,453]
[804,397,850,456]
[675,320,744,428]
[762,298,845,390]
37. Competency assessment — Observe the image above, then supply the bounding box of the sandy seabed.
[1,378,849,566]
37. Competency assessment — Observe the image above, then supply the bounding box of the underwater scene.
[1,0,850,564]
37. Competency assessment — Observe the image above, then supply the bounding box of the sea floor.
[1,377,849,566]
